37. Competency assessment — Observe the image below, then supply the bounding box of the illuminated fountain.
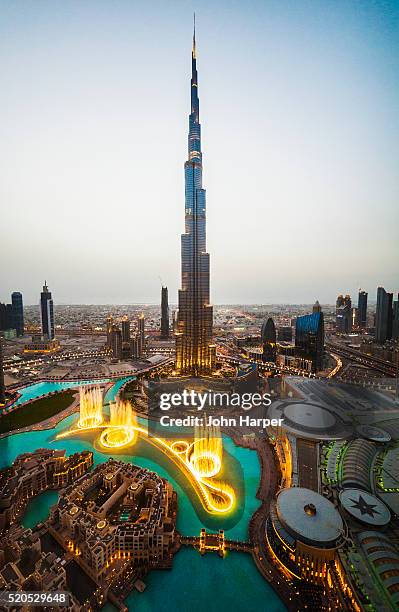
[100,401,138,449]
[78,386,103,429]
[190,423,222,478]
[58,407,235,514]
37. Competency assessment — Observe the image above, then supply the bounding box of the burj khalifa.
[175,22,215,375]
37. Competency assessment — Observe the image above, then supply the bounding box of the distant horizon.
[21,299,379,308]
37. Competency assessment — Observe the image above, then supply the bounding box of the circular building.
[268,400,351,440]
[340,489,391,526]
[266,487,344,583]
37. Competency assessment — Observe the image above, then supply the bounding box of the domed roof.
[277,487,344,547]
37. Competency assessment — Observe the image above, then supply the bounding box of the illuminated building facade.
[266,487,344,584]
[0,449,93,533]
[48,460,176,580]
[175,24,215,375]
[121,317,131,343]
[40,281,55,340]
[295,312,324,372]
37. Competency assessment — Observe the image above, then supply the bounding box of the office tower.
[392,294,399,340]
[138,314,145,353]
[0,304,7,331]
[110,325,122,359]
[0,335,5,405]
[121,317,131,343]
[175,23,215,375]
[351,307,358,329]
[358,290,368,328]
[106,315,114,348]
[376,287,393,343]
[312,300,322,314]
[336,294,352,333]
[11,292,24,337]
[5,304,13,330]
[161,286,170,339]
[278,326,293,342]
[40,281,55,340]
[295,312,324,372]
[261,318,277,363]
[130,334,143,359]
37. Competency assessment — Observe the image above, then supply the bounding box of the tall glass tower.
[175,22,215,375]
[40,281,55,340]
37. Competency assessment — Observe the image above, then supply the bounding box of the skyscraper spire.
[175,21,215,375]
[193,12,196,58]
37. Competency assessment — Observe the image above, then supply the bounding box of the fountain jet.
[78,386,103,429]
[190,422,222,478]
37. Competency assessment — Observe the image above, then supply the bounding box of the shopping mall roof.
[276,487,344,547]
[340,489,391,526]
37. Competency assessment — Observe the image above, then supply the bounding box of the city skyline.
[1,1,398,304]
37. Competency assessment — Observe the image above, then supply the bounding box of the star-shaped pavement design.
[349,494,380,518]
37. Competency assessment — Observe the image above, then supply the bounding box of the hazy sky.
[1,0,398,305]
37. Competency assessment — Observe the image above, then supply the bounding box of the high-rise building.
[0,334,5,406]
[161,286,169,339]
[175,23,215,375]
[295,312,324,372]
[358,290,368,328]
[110,325,122,359]
[130,334,143,359]
[5,304,13,330]
[392,294,399,340]
[11,292,24,337]
[261,318,277,363]
[40,282,55,340]
[138,314,145,354]
[121,317,131,343]
[376,287,393,343]
[277,326,293,342]
[336,294,352,333]
[312,300,322,314]
[0,304,7,331]
[106,315,114,349]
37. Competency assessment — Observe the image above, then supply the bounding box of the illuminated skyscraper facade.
[175,24,215,375]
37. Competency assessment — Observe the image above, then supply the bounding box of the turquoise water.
[127,548,284,612]
[104,376,135,404]
[22,490,59,529]
[2,379,285,611]
[15,379,112,405]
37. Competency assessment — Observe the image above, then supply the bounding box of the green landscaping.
[0,391,76,434]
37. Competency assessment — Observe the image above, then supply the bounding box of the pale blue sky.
[1,0,398,304]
